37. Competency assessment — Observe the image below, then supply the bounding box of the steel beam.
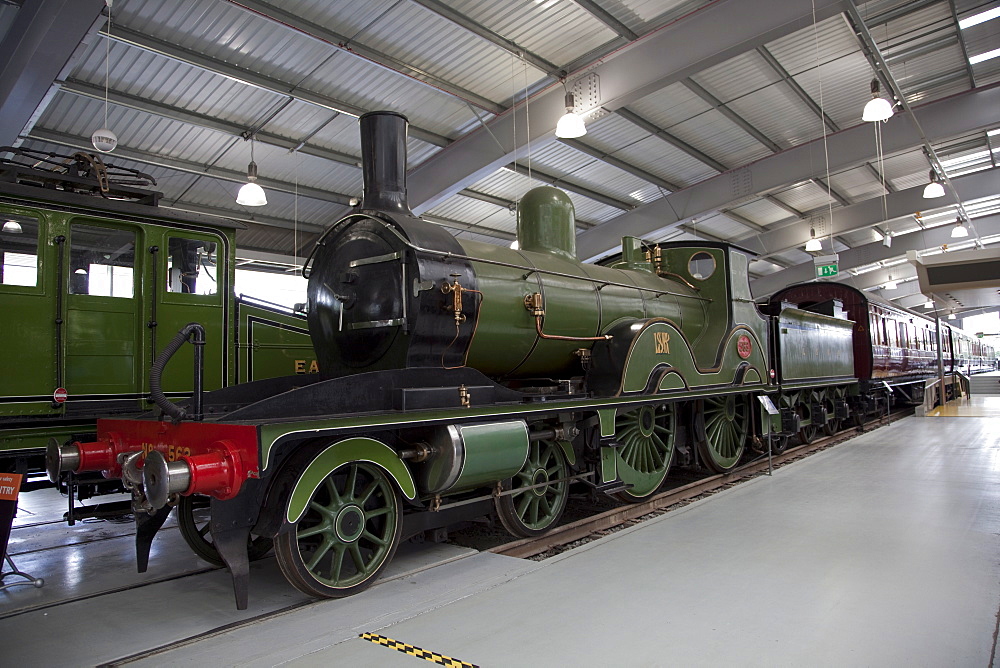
[105,26,451,147]
[407,0,850,214]
[0,0,106,145]
[503,162,633,212]
[721,209,768,234]
[225,0,504,115]
[762,194,805,219]
[571,0,639,41]
[682,77,783,153]
[59,79,362,167]
[422,213,517,242]
[750,211,1000,296]
[408,0,562,77]
[575,84,1000,260]
[60,79,527,213]
[614,107,726,173]
[560,137,681,192]
[737,168,998,260]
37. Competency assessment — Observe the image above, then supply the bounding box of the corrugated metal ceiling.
[1,0,995,299]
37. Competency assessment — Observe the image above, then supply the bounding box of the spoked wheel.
[275,461,402,599]
[613,403,678,502]
[698,394,749,473]
[822,389,842,436]
[496,439,570,537]
[795,392,819,445]
[177,494,274,567]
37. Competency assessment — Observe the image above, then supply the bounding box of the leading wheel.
[275,461,402,599]
[177,495,274,567]
[613,404,678,502]
[698,394,748,473]
[496,439,570,538]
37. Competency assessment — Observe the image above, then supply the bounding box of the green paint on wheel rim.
[294,462,398,589]
[507,440,569,531]
[615,404,677,500]
[702,394,748,469]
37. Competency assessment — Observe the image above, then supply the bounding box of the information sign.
[757,395,779,415]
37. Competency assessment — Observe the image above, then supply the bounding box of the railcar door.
[0,212,53,410]
[63,221,143,411]
[150,231,227,394]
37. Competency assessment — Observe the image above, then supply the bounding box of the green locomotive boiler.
[49,112,859,608]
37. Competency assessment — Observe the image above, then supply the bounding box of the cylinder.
[359,111,412,216]
[411,421,529,494]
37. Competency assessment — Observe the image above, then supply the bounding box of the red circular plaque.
[736,335,753,359]
[53,387,68,403]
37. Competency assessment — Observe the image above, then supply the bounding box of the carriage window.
[687,251,716,280]
[167,237,218,295]
[69,225,135,297]
[1,215,39,287]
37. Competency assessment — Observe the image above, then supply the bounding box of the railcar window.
[0,214,39,287]
[687,251,715,280]
[69,225,135,297]
[167,237,218,295]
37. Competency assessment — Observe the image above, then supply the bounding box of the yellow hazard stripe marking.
[359,632,479,668]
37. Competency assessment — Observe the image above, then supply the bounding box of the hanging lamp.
[950,218,969,238]
[555,92,586,139]
[922,170,945,198]
[862,79,893,122]
[804,227,822,252]
[236,136,267,207]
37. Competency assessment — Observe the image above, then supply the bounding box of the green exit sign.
[813,254,840,279]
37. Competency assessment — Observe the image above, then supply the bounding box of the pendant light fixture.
[236,136,267,207]
[555,91,586,139]
[862,78,893,122]
[91,0,118,153]
[922,170,945,198]
[804,227,822,252]
[923,300,934,309]
[884,273,897,290]
[951,218,969,238]
[948,313,956,320]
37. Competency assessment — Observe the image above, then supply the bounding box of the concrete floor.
[2,415,999,666]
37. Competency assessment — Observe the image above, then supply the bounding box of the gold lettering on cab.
[654,331,671,354]
[295,359,320,374]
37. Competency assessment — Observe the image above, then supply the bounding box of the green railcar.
[0,150,315,480]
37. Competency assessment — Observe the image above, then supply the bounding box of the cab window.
[0,214,39,287]
[69,224,135,297]
[167,237,218,295]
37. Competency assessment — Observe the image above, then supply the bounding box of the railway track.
[490,409,909,560]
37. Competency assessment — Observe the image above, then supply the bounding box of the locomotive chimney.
[359,111,413,216]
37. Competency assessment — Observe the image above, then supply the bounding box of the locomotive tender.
[47,112,973,608]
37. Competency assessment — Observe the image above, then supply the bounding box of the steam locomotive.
[46,112,992,609]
